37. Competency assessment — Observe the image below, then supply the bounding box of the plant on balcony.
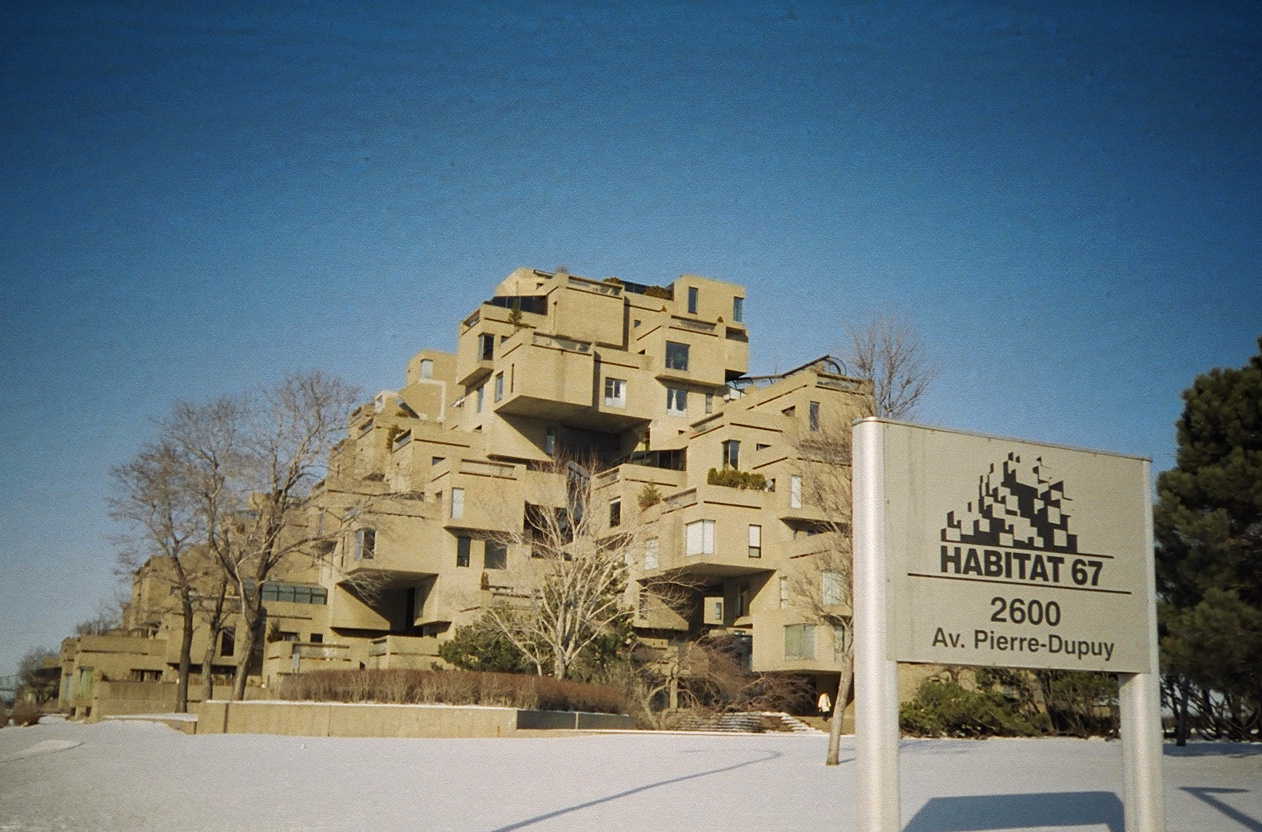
[637,483,662,510]
[706,468,767,490]
[642,285,672,299]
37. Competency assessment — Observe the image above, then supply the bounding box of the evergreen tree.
[1154,337,1262,742]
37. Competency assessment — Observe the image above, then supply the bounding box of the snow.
[1,719,1259,831]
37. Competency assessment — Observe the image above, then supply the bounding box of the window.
[220,628,236,657]
[705,392,714,414]
[494,372,504,402]
[779,575,789,609]
[604,377,626,407]
[479,333,494,361]
[748,524,762,558]
[687,286,699,314]
[809,401,820,432]
[665,341,690,371]
[784,624,815,659]
[456,536,471,567]
[355,528,376,560]
[822,570,844,606]
[544,426,556,456]
[722,439,740,469]
[685,519,715,556]
[790,475,802,509]
[733,296,744,322]
[485,541,507,570]
[310,633,323,644]
[644,538,659,569]
[277,631,299,642]
[451,488,464,520]
[475,385,485,412]
[735,582,750,617]
[666,387,687,416]
[419,358,434,379]
[261,582,328,605]
[609,498,621,528]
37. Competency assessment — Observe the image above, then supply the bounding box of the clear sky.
[2,0,1259,677]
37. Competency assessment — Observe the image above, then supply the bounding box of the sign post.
[852,418,1164,832]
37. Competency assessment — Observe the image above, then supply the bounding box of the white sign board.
[879,421,1155,672]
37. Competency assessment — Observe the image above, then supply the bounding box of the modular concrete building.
[60,268,875,715]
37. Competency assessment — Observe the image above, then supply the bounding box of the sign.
[880,422,1154,672]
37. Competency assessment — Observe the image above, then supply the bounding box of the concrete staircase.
[675,711,823,734]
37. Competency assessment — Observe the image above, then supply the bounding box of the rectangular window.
[609,498,621,528]
[748,524,762,558]
[456,536,471,568]
[485,541,507,570]
[779,575,789,609]
[604,377,626,407]
[494,372,504,402]
[666,387,687,416]
[822,570,844,606]
[790,475,802,509]
[722,439,740,469]
[544,427,556,456]
[510,363,515,392]
[687,286,699,314]
[665,341,690,371]
[644,538,659,569]
[479,333,494,361]
[420,358,434,379]
[705,392,714,414]
[355,528,376,560]
[733,297,744,322]
[736,582,750,617]
[476,385,485,413]
[220,628,236,657]
[809,401,820,432]
[310,633,324,644]
[451,488,464,520]
[685,519,715,556]
[784,623,815,660]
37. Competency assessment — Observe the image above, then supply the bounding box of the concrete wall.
[194,700,634,738]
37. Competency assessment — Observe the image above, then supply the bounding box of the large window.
[666,387,687,416]
[822,570,844,606]
[604,377,626,407]
[355,528,376,560]
[685,519,715,556]
[220,628,236,657]
[261,582,328,605]
[722,439,740,469]
[456,536,471,567]
[784,623,815,660]
[748,524,762,558]
[479,333,494,361]
[687,286,699,314]
[485,541,507,570]
[451,488,464,520]
[665,341,689,371]
[733,296,744,322]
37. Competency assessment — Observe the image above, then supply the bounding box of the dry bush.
[11,701,41,726]
[278,669,625,713]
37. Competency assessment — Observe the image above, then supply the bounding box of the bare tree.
[844,315,937,419]
[17,647,59,704]
[476,458,648,680]
[170,372,361,700]
[109,441,206,712]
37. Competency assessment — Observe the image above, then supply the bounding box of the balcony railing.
[671,316,716,333]
[531,332,592,353]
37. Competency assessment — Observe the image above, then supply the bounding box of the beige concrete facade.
[65,267,874,712]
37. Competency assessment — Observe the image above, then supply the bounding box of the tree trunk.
[232,601,261,701]
[826,654,854,766]
[175,594,194,712]
[201,638,216,703]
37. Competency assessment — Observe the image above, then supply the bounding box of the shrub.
[11,701,42,727]
[707,468,767,490]
[637,483,663,510]
[438,620,533,674]
[900,679,1048,738]
[278,669,626,714]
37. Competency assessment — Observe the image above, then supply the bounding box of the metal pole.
[1120,459,1165,832]
[854,418,900,832]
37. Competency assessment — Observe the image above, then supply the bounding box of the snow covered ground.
[2,717,1259,831]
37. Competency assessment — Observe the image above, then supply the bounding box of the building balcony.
[366,635,440,669]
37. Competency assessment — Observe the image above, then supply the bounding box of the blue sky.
[2,0,1259,677]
